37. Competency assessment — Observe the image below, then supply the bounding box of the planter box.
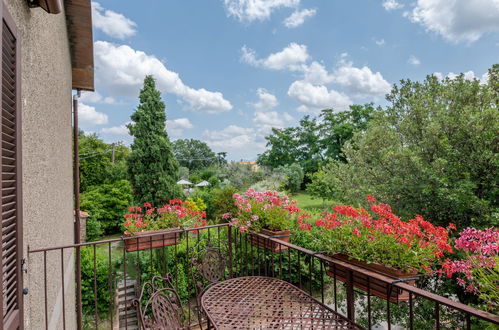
[326,254,418,303]
[248,228,291,252]
[123,228,180,252]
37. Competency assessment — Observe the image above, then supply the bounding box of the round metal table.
[201,276,362,329]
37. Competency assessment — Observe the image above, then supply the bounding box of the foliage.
[442,227,499,311]
[80,180,133,234]
[275,163,304,193]
[85,217,103,241]
[173,139,218,172]
[189,166,221,187]
[308,66,499,229]
[81,247,112,317]
[249,175,285,192]
[227,189,301,232]
[178,166,189,180]
[307,161,345,202]
[220,163,265,190]
[306,195,454,273]
[126,75,181,206]
[184,197,207,213]
[205,185,239,220]
[79,132,129,192]
[122,199,207,234]
[257,104,377,176]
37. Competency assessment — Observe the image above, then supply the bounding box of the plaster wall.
[3,1,76,329]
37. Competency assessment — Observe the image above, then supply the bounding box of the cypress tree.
[126,75,181,206]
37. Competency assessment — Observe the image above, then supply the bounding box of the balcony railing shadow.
[28,223,499,330]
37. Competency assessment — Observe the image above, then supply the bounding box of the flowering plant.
[224,189,301,233]
[308,195,453,273]
[122,199,207,235]
[442,227,498,309]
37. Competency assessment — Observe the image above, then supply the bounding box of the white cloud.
[253,110,293,131]
[283,8,317,28]
[167,118,194,137]
[79,103,108,126]
[92,2,137,39]
[94,41,232,114]
[203,125,265,154]
[287,80,352,113]
[408,0,499,43]
[251,88,279,111]
[332,55,391,98]
[301,61,333,84]
[224,0,300,22]
[241,44,332,84]
[241,43,309,71]
[250,89,292,133]
[375,38,386,46]
[382,0,404,11]
[80,91,117,104]
[101,124,129,135]
[434,70,489,83]
[407,55,421,66]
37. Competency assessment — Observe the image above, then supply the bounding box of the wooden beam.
[64,0,94,91]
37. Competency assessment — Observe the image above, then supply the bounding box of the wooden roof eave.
[64,0,94,91]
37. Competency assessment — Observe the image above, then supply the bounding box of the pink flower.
[239,227,247,233]
[221,213,232,219]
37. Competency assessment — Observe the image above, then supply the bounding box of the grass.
[291,191,328,214]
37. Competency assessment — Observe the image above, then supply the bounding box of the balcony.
[27,224,499,329]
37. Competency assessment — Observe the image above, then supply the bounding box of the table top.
[201,276,362,329]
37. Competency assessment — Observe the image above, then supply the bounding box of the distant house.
[0,1,93,329]
[230,160,260,171]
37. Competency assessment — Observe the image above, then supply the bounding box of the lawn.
[291,191,328,214]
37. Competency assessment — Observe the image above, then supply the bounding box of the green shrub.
[80,179,133,235]
[85,217,103,241]
[81,247,112,318]
[209,186,238,220]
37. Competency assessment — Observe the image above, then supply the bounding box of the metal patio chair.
[133,274,189,330]
[190,237,229,329]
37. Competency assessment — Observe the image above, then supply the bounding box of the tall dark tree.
[126,75,181,206]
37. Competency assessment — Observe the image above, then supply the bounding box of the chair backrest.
[133,275,187,330]
[190,238,228,293]
[190,237,229,326]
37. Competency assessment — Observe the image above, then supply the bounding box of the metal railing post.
[228,225,233,278]
[346,269,355,321]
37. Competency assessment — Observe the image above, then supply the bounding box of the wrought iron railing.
[27,223,499,329]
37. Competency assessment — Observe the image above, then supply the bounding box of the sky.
[80,0,499,161]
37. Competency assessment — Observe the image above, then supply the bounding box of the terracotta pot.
[326,254,418,303]
[248,228,291,252]
[123,228,181,252]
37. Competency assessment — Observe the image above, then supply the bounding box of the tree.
[126,75,181,206]
[172,139,218,172]
[309,65,499,229]
[79,132,130,192]
[79,132,111,192]
[257,104,376,176]
[275,163,304,193]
